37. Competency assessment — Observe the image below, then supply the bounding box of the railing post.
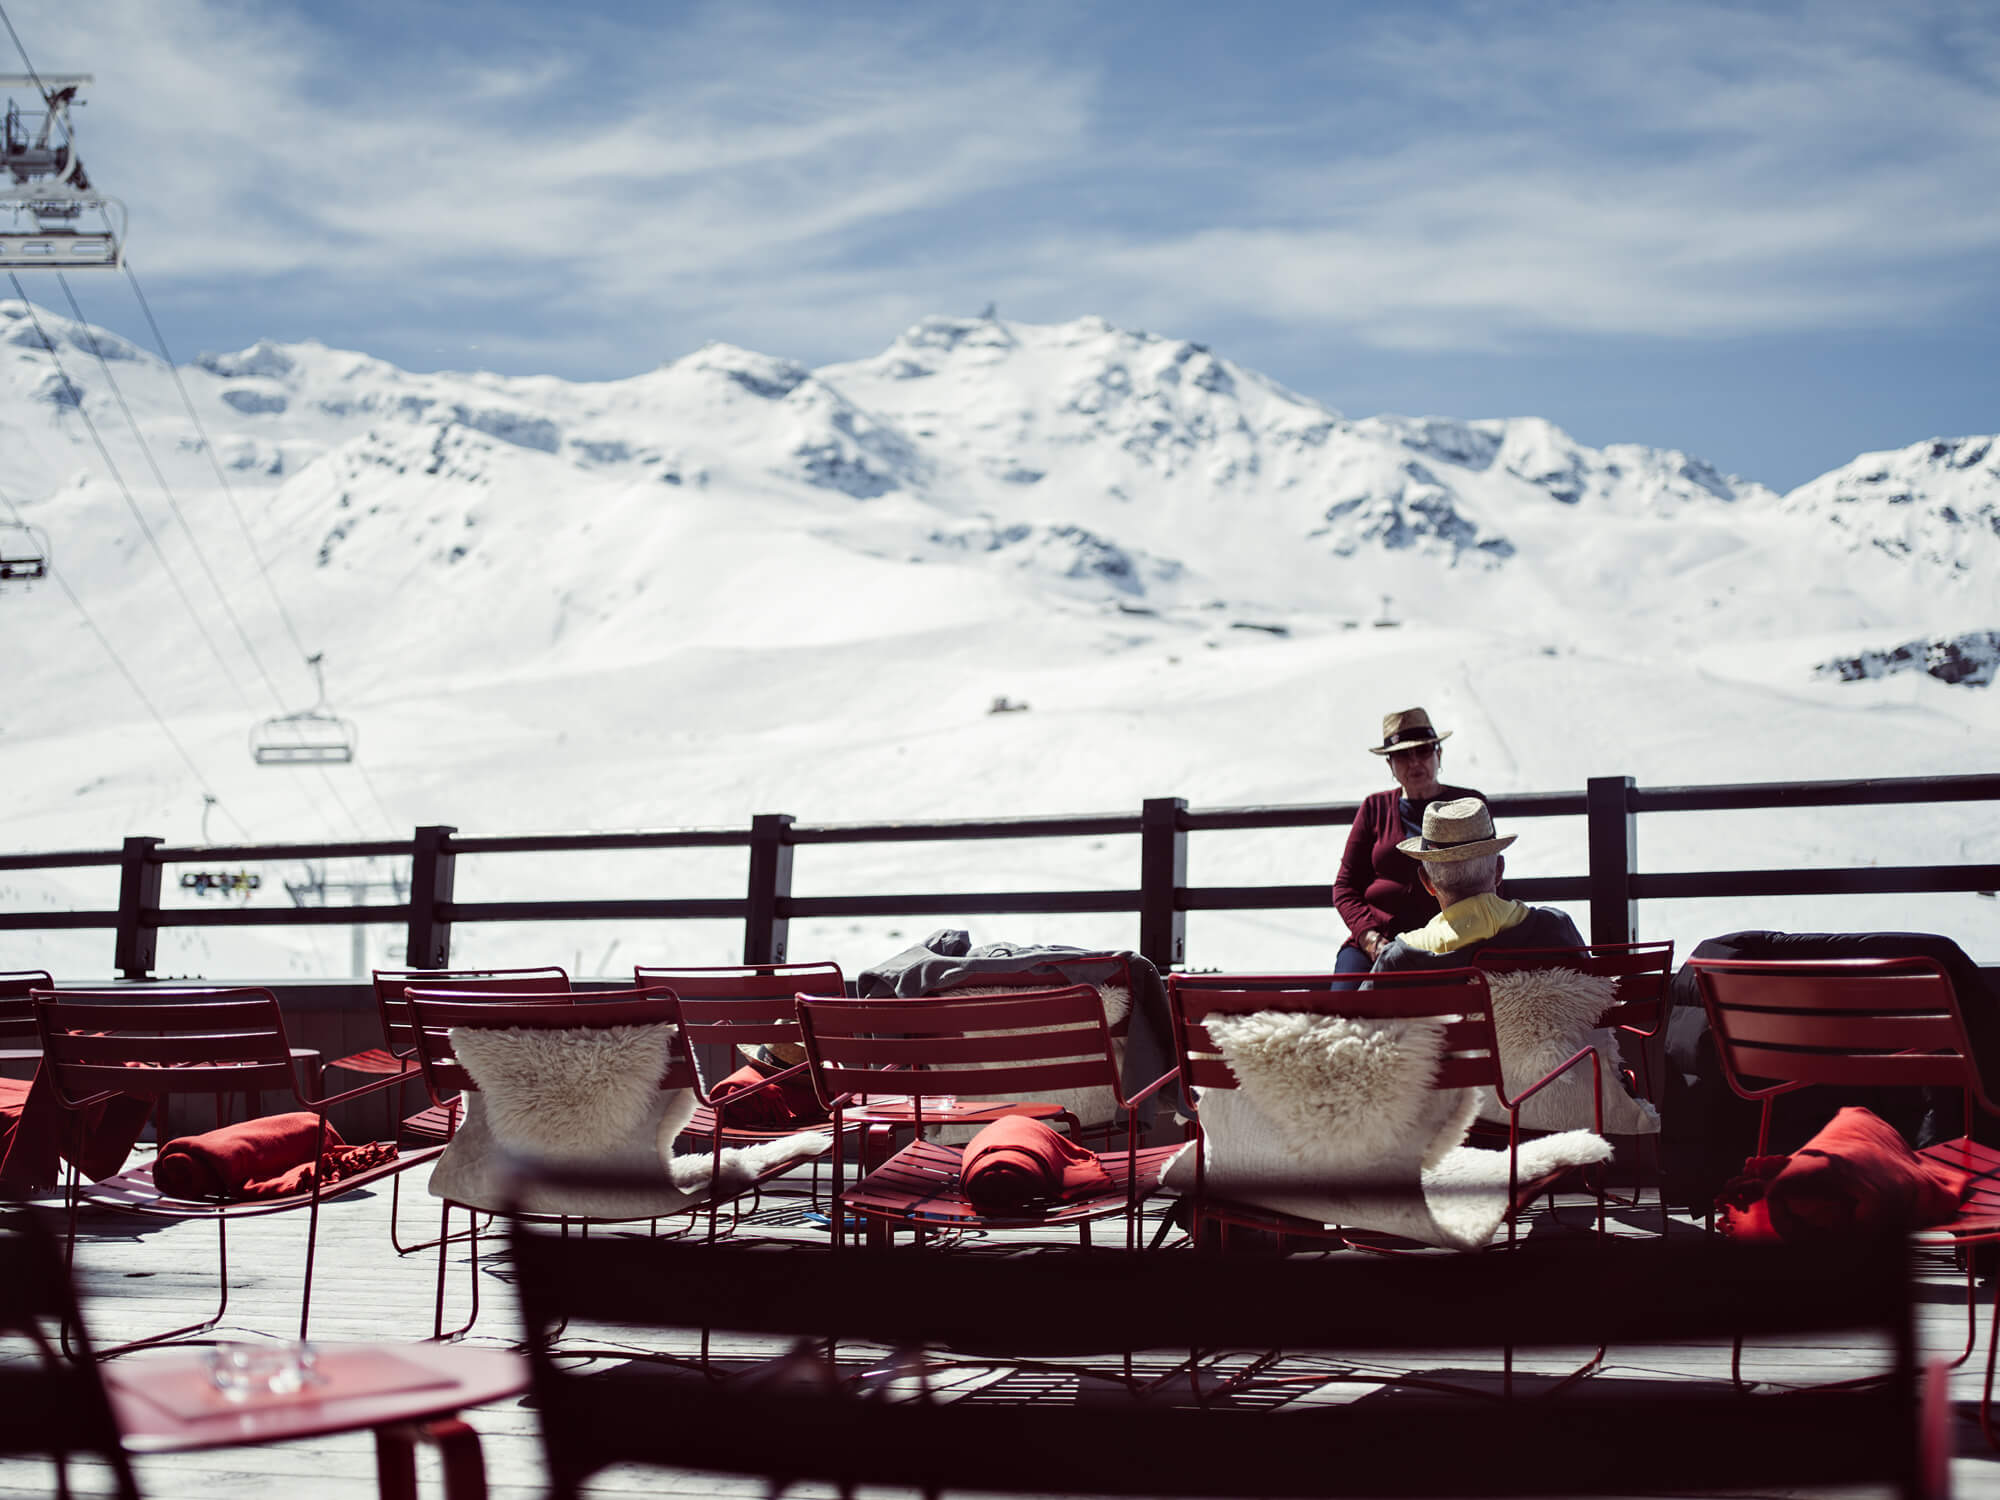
[1140,797,1188,972]
[114,835,163,980]
[405,825,457,969]
[1585,776,1637,946]
[743,813,795,965]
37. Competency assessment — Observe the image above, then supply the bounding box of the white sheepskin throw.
[453,1023,678,1158]
[1162,1009,1610,1250]
[425,1023,829,1218]
[1479,969,1660,1136]
[921,983,1130,1143]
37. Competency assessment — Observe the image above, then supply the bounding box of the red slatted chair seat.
[797,985,1179,1249]
[839,1135,1182,1231]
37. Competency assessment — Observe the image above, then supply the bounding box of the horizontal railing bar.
[0,849,122,871]
[448,830,753,855]
[154,905,411,928]
[446,899,747,923]
[783,891,1142,918]
[1633,866,2000,899]
[153,839,412,862]
[789,816,1141,845]
[1632,774,2000,814]
[1178,876,1591,911]
[0,910,117,929]
[1182,791,1586,833]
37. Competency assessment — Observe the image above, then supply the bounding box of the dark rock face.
[1817,631,2000,688]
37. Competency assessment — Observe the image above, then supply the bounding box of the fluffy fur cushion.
[1479,969,1660,1135]
[1162,1009,1610,1250]
[452,1023,677,1159]
[1200,1011,1472,1172]
[426,1023,831,1218]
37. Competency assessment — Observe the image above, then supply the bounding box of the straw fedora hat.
[1396,797,1516,863]
[1368,707,1452,756]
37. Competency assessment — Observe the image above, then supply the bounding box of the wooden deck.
[8,1152,2000,1499]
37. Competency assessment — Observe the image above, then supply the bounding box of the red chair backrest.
[32,987,299,1108]
[922,955,1137,1039]
[632,962,843,1068]
[1475,941,1675,1032]
[404,988,690,1099]
[1165,969,1502,1109]
[0,970,52,1046]
[370,965,569,1064]
[1690,955,1983,1108]
[795,986,1119,1113]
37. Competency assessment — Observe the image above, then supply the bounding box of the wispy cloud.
[3,0,1994,375]
[1095,1,2000,348]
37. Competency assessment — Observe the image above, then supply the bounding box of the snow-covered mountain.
[2,302,1995,977]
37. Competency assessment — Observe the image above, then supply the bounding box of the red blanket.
[710,1061,826,1127]
[0,1064,151,1190]
[960,1115,1111,1213]
[154,1113,397,1201]
[1719,1106,1971,1243]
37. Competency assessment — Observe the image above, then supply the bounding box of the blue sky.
[6,0,1996,489]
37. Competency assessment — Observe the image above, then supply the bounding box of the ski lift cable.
[123,265,400,839]
[0,13,370,851]
[7,276,252,706]
[0,4,47,98]
[121,264,313,664]
[0,478,255,839]
[0,475,346,846]
[56,271,299,715]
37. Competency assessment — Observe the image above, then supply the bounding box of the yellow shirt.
[1397,891,1529,955]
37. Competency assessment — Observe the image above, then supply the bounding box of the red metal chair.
[31,986,436,1356]
[1165,969,1604,1254]
[0,972,48,1174]
[1474,940,1675,1100]
[633,962,849,1233]
[361,966,570,1253]
[407,986,819,1339]
[1692,953,2000,1441]
[795,985,1181,1250]
[1473,940,1674,1228]
[0,969,48,1062]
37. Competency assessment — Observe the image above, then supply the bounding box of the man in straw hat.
[1332,707,1484,974]
[1370,797,1583,973]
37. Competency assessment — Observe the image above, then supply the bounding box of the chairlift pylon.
[0,518,47,581]
[250,652,357,766]
[0,74,124,270]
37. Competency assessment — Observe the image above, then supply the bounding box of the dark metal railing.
[1,774,1995,979]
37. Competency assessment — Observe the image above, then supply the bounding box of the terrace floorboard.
[5,1151,2000,1499]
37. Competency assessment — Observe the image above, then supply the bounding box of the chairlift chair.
[0,519,47,581]
[0,75,124,270]
[251,652,357,766]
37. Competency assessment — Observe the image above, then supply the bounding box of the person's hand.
[1359,929,1386,960]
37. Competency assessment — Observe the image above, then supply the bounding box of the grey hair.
[1425,853,1501,905]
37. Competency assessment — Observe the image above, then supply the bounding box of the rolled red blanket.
[153,1112,342,1201]
[1718,1106,1971,1243]
[959,1115,1111,1213]
[710,1061,826,1127]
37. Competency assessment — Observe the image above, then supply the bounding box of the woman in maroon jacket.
[1332,707,1483,975]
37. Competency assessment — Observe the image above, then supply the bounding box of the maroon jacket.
[1331,785,1483,951]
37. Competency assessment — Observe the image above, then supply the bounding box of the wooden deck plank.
[7,1150,2000,1498]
